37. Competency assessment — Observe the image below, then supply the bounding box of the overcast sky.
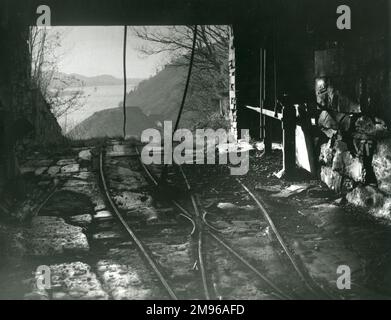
[51,26,168,79]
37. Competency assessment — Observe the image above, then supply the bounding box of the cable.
[122,25,127,139]
[160,25,198,182]
[174,25,198,132]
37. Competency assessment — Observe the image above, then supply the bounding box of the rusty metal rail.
[135,143,334,299]
[99,151,178,300]
[135,146,290,300]
[135,147,210,299]
[235,178,331,298]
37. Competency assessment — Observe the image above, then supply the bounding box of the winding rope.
[160,25,198,182]
[122,25,127,139]
[173,25,198,132]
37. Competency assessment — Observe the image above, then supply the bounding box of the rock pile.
[317,107,391,219]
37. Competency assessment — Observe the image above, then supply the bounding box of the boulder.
[320,166,342,193]
[341,177,354,193]
[346,185,384,208]
[334,140,348,153]
[332,151,364,182]
[372,138,391,195]
[68,214,92,227]
[355,116,375,135]
[61,163,80,173]
[318,111,338,130]
[373,197,391,220]
[332,150,345,172]
[343,153,365,182]
[373,117,388,136]
[319,141,334,165]
[24,216,89,256]
[94,210,113,220]
[78,149,92,162]
[57,159,76,166]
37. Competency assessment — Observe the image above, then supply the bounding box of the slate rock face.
[319,141,334,166]
[320,166,342,193]
[24,216,89,256]
[318,111,338,130]
[96,260,152,300]
[373,138,391,195]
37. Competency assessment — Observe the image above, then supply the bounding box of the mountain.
[51,72,144,88]
[68,106,156,139]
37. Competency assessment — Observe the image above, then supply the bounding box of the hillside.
[68,59,227,140]
[68,106,156,139]
[124,61,228,129]
[125,64,187,120]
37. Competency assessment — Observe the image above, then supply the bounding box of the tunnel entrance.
[1,0,391,302]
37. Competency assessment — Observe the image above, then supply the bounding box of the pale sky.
[51,26,168,79]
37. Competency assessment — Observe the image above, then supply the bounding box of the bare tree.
[28,27,86,120]
[130,25,230,128]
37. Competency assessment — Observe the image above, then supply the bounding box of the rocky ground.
[0,143,161,299]
[171,147,391,299]
[0,141,390,299]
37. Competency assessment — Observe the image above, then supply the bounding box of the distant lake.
[58,84,136,132]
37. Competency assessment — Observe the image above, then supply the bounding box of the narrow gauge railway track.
[99,151,178,299]
[134,145,333,300]
[134,146,291,300]
[99,143,211,300]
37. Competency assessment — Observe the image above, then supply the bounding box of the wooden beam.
[282,105,296,177]
[245,105,282,120]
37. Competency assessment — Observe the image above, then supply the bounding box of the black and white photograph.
[0,0,391,306]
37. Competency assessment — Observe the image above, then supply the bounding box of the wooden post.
[259,48,266,141]
[264,116,272,154]
[282,104,296,177]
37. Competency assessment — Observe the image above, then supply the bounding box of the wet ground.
[0,141,390,299]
